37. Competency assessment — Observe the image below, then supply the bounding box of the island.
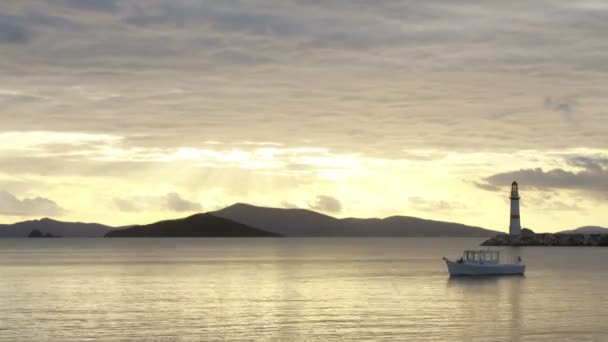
[482,228,608,247]
[105,213,281,237]
[28,229,60,238]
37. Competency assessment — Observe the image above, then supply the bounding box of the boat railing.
[460,250,523,264]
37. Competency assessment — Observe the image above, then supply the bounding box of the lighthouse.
[509,181,521,239]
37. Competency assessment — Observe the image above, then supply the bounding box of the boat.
[443,250,525,276]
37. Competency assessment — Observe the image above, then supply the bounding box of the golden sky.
[1,1,607,232]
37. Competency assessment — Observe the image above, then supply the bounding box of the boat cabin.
[459,250,500,264]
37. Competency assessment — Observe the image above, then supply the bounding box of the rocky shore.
[482,229,608,247]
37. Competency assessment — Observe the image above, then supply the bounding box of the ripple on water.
[0,238,607,341]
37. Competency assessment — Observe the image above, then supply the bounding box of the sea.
[0,238,606,341]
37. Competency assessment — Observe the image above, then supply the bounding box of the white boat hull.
[443,258,525,276]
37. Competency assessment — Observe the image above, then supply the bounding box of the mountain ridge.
[558,226,608,234]
[7,202,596,238]
[213,203,500,237]
[0,218,114,238]
[105,213,280,237]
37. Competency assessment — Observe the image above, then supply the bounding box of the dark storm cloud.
[310,195,342,213]
[0,191,65,216]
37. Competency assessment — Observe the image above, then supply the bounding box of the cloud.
[280,201,300,209]
[114,192,201,213]
[113,197,140,212]
[568,156,608,172]
[0,0,607,231]
[61,0,120,13]
[476,155,608,197]
[0,190,65,216]
[165,192,202,212]
[1,1,607,156]
[309,195,342,213]
[544,96,577,114]
[0,18,29,44]
[470,181,500,192]
[545,201,583,212]
[408,196,465,212]
[209,49,275,66]
[0,90,47,103]
[538,200,582,212]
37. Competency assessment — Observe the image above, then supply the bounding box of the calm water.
[0,238,607,341]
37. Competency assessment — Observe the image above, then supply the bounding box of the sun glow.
[0,130,606,231]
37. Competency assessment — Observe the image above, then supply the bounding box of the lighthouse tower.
[509,181,521,239]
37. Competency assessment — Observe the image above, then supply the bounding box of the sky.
[1,0,607,232]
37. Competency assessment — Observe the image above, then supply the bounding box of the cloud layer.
[0,1,607,230]
[478,155,608,198]
[310,195,342,214]
[114,192,202,213]
[0,191,64,216]
[1,0,607,156]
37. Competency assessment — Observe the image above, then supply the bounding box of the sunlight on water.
[0,238,607,341]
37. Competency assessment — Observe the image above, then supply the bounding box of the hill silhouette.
[105,213,281,237]
[0,218,113,238]
[559,226,608,234]
[213,203,499,237]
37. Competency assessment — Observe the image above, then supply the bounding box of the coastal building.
[509,181,521,239]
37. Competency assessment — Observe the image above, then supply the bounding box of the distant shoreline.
[482,233,608,247]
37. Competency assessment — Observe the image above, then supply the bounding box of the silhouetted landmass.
[213,203,500,237]
[3,204,602,239]
[105,213,281,237]
[0,218,113,238]
[27,229,59,238]
[482,228,608,246]
[28,229,43,238]
[558,226,608,234]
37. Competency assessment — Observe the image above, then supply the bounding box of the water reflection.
[1,239,606,341]
[447,275,501,286]
[446,275,524,341]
